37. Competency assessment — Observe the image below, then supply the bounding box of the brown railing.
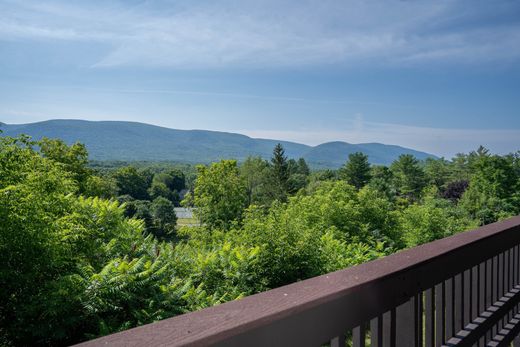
[77,216,520,347]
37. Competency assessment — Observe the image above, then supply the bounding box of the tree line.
[1,134,519,346]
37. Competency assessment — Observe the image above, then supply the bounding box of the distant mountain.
[0,119,437,168]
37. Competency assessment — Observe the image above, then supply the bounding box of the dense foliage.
[1,136,519,346]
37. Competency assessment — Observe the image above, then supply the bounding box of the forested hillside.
[1,134,519,346]
[0,120,436,167]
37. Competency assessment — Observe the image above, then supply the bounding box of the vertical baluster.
[493,256,498,302]
[516,245,519,286]
[353,325,365,347]
[416,294,423,347]
[472,266,479,322]
[492,256,498,336]
[505,250,508,287]
[370,316,382,347]
[435,282,445,347]
[454,273,463,333]
[463,269,471,328]
[396,298,415,347]
[512,247,517,320]
[498,252,504,331]
[498,252,504,297]
[511,245,520,326]
[506,249,512,322]
[330,334,345,347]
[425,288,435,347]
[381,309,395,347]
[515,245,519,287]
[512,246,518,287]
[446,278,454,339]
[516,245,519,319]
[478,262,486,347]
[485,258,492,344]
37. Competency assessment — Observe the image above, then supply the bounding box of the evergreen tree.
[390,154,426,200]
[297,158,311,176]
[339,152,371,189]
[270,143,290,201]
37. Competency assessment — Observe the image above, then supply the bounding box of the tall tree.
[240,156,271,206]
[368,165,395,200]
[390,154,426,200]
[424,157,450,190]
[0,136,145,345]
[339,152,371,189]
[270,143,290,201]
[296,157,311,176]
[189,160,248,229]
[460,151,519,224]
[150,197,177,240]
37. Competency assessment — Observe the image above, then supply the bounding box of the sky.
[1,0,519,158]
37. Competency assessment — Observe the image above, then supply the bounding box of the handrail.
[76,215,520,347]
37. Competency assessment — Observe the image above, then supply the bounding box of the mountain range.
[0,119,436,168]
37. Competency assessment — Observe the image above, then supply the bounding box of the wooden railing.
[77,216,520,347]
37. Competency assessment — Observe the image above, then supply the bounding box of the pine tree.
[270,143,289,201]
[390,154,426,200]
[297,158,311,176]
[339,152,371,189]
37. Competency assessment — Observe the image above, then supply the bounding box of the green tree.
[368,165,395,200]
[84,174,118,198]
[148,179,172,201]
[147,170,186,205]
[0,136,145,345]
[424,157,450,190]
[113,166,150,200]
[296,157,311,176]
[339,152,371,189]
[38,137,92,193]
[240,156,271,206]
[270,143,290,201]
[286,158,310,194]
[390,154,426,200]
[400,197,478,247]
[237,181,391,288]
[150,197,177,240]
[164,168,186,191]
[449,153,471,182]
[460,151,519,224]
[189,160,248,229]
[287,173,307,194]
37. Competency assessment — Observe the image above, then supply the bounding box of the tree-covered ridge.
[0,119,436,167]
[1,135,519,346]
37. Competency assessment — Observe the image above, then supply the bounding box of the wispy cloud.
[237,120,520,158]
[2,0,520,68]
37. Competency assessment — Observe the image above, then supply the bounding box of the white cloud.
[1,0,520,68]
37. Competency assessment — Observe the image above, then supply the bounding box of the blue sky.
[1,0,519,158]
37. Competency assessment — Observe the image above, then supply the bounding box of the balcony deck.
[77,216,520,347]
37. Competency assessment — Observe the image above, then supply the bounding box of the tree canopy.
[1,135,519,346]
[339,152,371,189]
